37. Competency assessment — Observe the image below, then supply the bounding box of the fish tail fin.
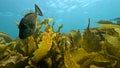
[35,4,43,16]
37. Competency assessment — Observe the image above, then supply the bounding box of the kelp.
[82,18,102,52]
[64,47,80,68]
[31,32,52,63]
[0,32,13,43]
[0,18,120,68]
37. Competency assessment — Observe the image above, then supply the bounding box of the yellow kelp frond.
[40,18,54,32]
[41,18,53,25]
[64,48,80,68]
[57,24,63,32]
[0,37,4,43]
[0,43,10,56]
[104,34,120,46]
[31,32,52,63]
[0,51,27,68]
[68,30,81,48]
[47,18,54,22]
[0,32,13,43]
[27,36,37,54]
[97,20,120,36]
[15,22,19,27]
[114,28,120,36]
[104,35,120,60]
[15,36,37,56]
[27,36,37,55]
[71,48,116,68]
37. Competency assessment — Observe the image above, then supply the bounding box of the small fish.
[19,4,43,39]
[97,20,113,24]
[110,17,120,21]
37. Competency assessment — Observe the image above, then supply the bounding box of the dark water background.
[0,0,120,38]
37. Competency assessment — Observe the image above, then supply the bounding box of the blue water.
[0,0,120,38]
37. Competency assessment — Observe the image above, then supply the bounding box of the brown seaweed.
[0,18,120,68]
[82,18,102,52]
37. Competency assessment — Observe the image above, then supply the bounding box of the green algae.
[0,18,120,68]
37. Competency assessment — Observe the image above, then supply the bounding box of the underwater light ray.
[45,0,102,13]
[67,5,77,12]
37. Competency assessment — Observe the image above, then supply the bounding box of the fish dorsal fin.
[35,4,43,16]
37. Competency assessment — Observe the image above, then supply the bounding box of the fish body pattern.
[19,4,43,39]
